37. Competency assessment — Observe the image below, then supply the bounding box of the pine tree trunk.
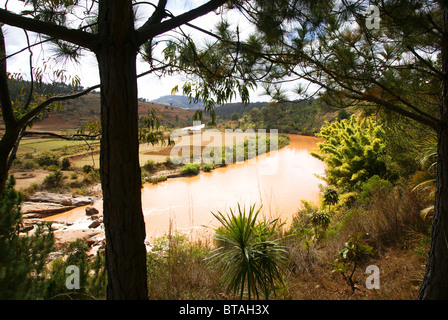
[97,1,148,300]
[417,1,448,300]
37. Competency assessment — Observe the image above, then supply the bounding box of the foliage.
[0,176,55,299]
[143,159,157,173]
[208,204,287,300]
[36,150,60,168]
[322,187,339,210]
[330,232,373,293]
[311,115,391,193]
[43,170,64,189]
[44,240,107,300]
[180,163,201,175]
[217,99,339,135]
[61,158,71,170]
[310,210,331,240]
[359,175,393,204]
[202,163,214,172]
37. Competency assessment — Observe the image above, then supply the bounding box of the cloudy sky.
[1,0,272,103]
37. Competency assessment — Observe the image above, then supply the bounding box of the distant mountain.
[151,95,203,110]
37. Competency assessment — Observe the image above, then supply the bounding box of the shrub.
[146,233,218,299]
[330,232,373,293]
[61,158,71,170]
[359,175,393,204]
[208,204,287,299]
[43,171,64,189]
[164,156,177,169]
[202,164,214,172]
[143,159,157,173]
[36,151,60,168]
[82,165,94,173]
[22,160,39,170]
[180,163,200,175]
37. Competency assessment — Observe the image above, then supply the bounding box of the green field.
[18,138,100,155]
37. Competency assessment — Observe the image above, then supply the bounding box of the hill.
[30,92,199,132]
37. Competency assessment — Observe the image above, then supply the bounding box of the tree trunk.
[97,1,148,300]
[418,125,448,299]
[417,1,448,300]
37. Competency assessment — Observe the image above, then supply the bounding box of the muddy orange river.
[47,134,326,241]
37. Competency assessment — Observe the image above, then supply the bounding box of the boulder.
[71,196,95,207]
[88,219,101,229]
[85,206,99,216]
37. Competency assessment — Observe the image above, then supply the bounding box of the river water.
[45,134,325,242]
[141,134,325,240]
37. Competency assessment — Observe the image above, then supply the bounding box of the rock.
[22,192,95,218]
[85,206,99,216]
[28,192,74,206]
[88,219,101,229]
[71,196,95,206]
[21,202,76,217]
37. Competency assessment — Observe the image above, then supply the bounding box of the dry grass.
[274,180,431,300]
[146,232,222,300]
[143,177,431,301]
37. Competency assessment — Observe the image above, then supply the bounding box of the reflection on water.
[142,134,325,240]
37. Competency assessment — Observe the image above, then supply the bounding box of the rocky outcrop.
[21,192,95,218]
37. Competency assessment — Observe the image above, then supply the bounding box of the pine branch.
[0,8,97,51]
[136,0,227,46]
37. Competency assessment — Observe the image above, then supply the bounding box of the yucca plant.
[207,204,287,300]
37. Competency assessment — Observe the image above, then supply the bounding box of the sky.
[1,0,273,103]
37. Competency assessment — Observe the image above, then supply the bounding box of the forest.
[0,0,447,303]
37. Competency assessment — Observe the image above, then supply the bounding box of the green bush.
[36,151,60,168]
[0,176,55,299]
[359,175,393,203]
[44,239,106,300]
[180,163,200,175]
[43,171,64,189]
[143,159,157,173]
[82,165,94,173]
[61,158,71,170]
[164,156,177,169]
[202,164,214,172]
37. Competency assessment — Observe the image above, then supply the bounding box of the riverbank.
[17,132,292,249]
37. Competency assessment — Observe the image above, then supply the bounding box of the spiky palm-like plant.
[208,204,287,300]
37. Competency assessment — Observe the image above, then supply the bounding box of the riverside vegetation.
[0,103,434,299]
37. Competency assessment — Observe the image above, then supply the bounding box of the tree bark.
[417,0,448,300]
[96,1,147,299]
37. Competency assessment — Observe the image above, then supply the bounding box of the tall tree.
[215,0,448,298]
[0,0,238,299]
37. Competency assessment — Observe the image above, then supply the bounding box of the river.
[141,134,325,240]
[45,134,325,242]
